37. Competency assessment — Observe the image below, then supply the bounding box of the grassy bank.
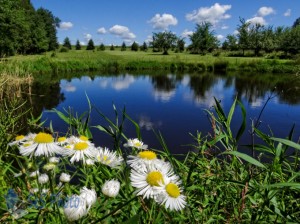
[1,50,299,76]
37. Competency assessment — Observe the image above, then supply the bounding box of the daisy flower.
[38,173,49,184]
[95,147,123,168]
[102,179,120,197]
[49,157,60,164]
[80,187,97,209]
[154,178,186,211]
[62,136,97,163]
[130,162,174,199]
[64,195,88,221]
[9,133,35,146]
[127,150,159,171]
[19,132,63,157]
[59,173,71,183]
[124,138,148,149]
[29,170,39,178]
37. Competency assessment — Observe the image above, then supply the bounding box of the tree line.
[0,0,60,57]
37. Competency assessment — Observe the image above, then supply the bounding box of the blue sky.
[31,0,299,46]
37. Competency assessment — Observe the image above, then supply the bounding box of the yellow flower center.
[134,142,142,147]
[24,143,32,147]
[65,145,72,149]
[16,135,25,141]
[79,136,88,141]
[165,183,180,198]
[58,137,67,142]
[34,133,53,143]
[138,150,156,160]
[146,171,163,186]
[74,142,88,150]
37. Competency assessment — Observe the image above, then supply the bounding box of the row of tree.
[0,0,60,57]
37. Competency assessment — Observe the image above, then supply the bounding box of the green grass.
[1,49,299,76]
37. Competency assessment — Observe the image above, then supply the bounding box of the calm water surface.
[38,73,300,154]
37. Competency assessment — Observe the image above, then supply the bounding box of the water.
[30,72,300,154]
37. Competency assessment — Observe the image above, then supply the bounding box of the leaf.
[265,182,300,189]
[222,151,266,168]
[270,137,300,151]
[51,108,71,125]
[123,214,140,224]
[236,100,246,141]
[226,97,236,128]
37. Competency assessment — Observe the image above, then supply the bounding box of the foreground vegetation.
[0,87,300,223]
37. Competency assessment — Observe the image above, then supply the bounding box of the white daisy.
[29,170,39,178]
[9,133,35,146]
[80,187,97,209]
[49,157,60,163]
[130,162,174,199]
[64,195,88,221]
[59,173,71,183]
[38,173,49,184]
[96,147,123,168]
[19,132,63,157]
[102,179,120,197]
[62,136,97,163]
[124,138,148,149]
[84,158,95,166]
[127,150,159,171]
[154,179,186,211]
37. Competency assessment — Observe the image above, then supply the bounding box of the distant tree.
[110,44,115,50]
[140,42,148,51]
[292,17,300,28]
[86,39,95,50]
[237,18,250,56]
[131,41,139,51]
[188,22,219,54]
[75,40,81,50]
[121,42,126,51]
[176,38,185,52]
[63,37,72,50]
[151,31,177,55]
[248,23,264,56]
[222,34,238,51]
[99,43,105,51]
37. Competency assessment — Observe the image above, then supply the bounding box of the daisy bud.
[38,174,49,184]
[80,187,97,209]
[59,173,71,183]
[64,195,88,221]
[102,179,120,198]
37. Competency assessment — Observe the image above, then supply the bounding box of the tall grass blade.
[222,151,266,168]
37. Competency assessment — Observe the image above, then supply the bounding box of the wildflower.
[130,162,174,199]
[38,174,49,184]
[59,173,71,183]
[49,157,60,164]
[29,170,39,178]
[124,138,148,149]
[84,159,95,166]
[102,179,120,197]
[19,132,63,157]
[8,133,35,146]
[43,163,56,171]
[127,150,159,170]
[80,187,97,209]
[64,195,88,221]
[62,136,97,163]
[96,147,123,168]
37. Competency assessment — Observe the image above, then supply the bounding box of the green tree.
[99,43,105,51]
[110,44,115,50]
[75,40,81,50]
[86,39,95,50]
[237,18,250,56]
[176,38,185,52]
[140,42,148,51]
[36,8,60,51]
[222,34,238,51]
[188,22,219,54]
[63,37,72,50]
[292,17,300,28]
[248,23,264,56]
[121,42,126,51]
[151,31,177,55]
[131,41,139,51]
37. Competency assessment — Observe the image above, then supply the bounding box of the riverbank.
[1,50,299,76]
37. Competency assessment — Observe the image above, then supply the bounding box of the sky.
[31,0,299,46]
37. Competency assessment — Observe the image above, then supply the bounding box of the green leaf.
[265,182,300,189]
[236,100,246,141]
[226,97,236,128]
[51,108,71,125]
[222,151,266,168]
[270,137,300,151]
[123,214,140,224]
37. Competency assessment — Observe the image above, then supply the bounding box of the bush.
[59,47,69,53]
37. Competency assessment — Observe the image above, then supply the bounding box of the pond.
[21,72,300,154]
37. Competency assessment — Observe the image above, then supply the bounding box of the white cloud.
[153,89,176,102]
[257,7,275,17]
[111,75,135,91]
[186,3,231,25]
[97,27,106,34]
[109,25,136,40]
[233,30,239,35]
[284,9,291,17]
[61,84,76,92]
[145,35,152,44]
[216,34,224,40]
[59,22,73,30]
[246,16,266,25]
[221,25,229,30]
[149,13,178,30]
[181,29,194,38]
[84,33,92,41]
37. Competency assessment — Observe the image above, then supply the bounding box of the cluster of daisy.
[9,132,123,167]
[124,138,186,211]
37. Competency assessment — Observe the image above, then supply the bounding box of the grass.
[0,95,300,223]
[0,49,299,76]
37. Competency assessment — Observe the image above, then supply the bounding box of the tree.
[110,44,115,50]
[140,42,148,51]
[151,31,178,55]
[131,41,139,51]
[121,42,126,51]
[292,17,300,28]
[176,38,185,52]
[75,40,81,50]
[188,22,219,54]
[99,43,105,51]
[237,18,250,56]
[222,34,238,51]
[63,37,72,50]
[248,23,264,56]
[36,8,60,51]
